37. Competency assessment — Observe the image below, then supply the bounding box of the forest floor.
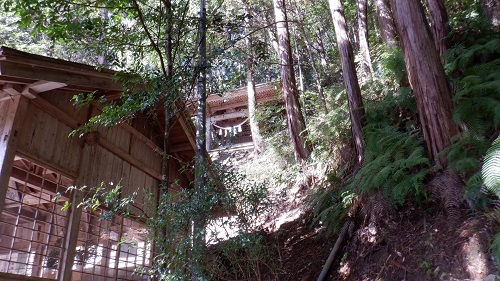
[211,148,499,281]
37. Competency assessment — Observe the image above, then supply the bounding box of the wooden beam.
[96,133,162,181]
[0,90,11,102]
[0,95,29,216]
[208,93,278,114]
[28,80,67,93]
[20,80,67,99]
[21,84,37,99]
[175,110,196,150]
[171,142,193,153]
[9,166,60,196]
[0,272,54,281]
[0,61,122,92]
[16,150,79,179]
[31,95,81,129]
[209,111,247,122]
[2,83,22,96]
[121,122,162,155]
[92,102,164,155]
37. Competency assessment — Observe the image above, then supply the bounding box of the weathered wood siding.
[14,91,163,215]
[17,102,82,175]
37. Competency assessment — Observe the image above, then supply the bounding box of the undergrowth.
[72,161,276,280]
[308,47,428,235]
[444,24,500,267]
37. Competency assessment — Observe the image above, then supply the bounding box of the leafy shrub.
[74,162,275,280]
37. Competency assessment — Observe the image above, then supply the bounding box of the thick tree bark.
[374,0,397,47]
[244,2,264,154]
[357,0,373,80]
[273,0,312,163]
[391,0,459,166]
[328,0,365,164]
[425,0,450,55]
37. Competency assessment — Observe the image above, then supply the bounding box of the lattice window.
[0,156,73,279]
[117,218,151,280]
[72,211,151,281]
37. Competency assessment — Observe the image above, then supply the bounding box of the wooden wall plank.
[40,91,87,126]
[121,161,131,195]
[17,103,81,176]
[110,153,124,186]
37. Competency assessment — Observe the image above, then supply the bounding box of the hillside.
[212,148,499,280]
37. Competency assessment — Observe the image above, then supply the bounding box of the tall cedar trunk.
[328,0,365,164]
[391,0,459,166]
[273,0,312,163]
[357,0,374,80]
[243,2,264,154]
[425,0,450,55]
[374,0,397,47]
[193,0,207,276]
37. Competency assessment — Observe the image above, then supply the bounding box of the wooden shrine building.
[199,83,280,151]
[0,47,196,281]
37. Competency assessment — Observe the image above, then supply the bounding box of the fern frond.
[482,136,500,197]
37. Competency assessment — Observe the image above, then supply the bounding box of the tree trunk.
[482,0,500,28]
[374,0,397,47]
[243,1,264,154]
[162,0,174,195]
[273,0,312,163]
[391,0,459,166]
[425,0,450,55]
[328,0,365,164]
[357,0,374,80]
[193,0,207,277]
[316,27,328,67]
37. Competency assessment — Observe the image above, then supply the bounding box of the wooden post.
[59,187,84,281]
[0,95,28,215]
[59,142,93,281]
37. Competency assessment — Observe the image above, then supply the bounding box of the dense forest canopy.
[1,0,499,279]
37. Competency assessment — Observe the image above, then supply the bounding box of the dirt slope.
[213,149,499,281]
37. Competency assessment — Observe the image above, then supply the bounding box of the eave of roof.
[0,46,123,92]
